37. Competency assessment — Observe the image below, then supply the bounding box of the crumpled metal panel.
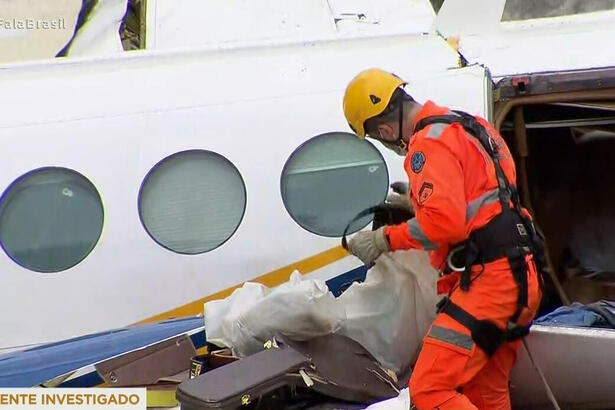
[434,0,615,79]
[510,324,615,409]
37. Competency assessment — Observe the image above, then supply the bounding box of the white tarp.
[364,388,411,410]
[205,250,439,375]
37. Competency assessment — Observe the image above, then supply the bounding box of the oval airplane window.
[0,168,104,273]
[139,150,246,254]
[281,132,389,237]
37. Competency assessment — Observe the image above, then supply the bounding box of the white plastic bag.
[205,272,345,356]
[204,282,268,354]
[338,250,439,373]
[363,387,411,410]
[205,250,439,374]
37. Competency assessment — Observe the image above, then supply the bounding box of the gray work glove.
[386,181,413,214]
[347,226,390,265]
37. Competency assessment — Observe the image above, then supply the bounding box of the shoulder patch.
[418,182,434,205]
[410,151,426,174]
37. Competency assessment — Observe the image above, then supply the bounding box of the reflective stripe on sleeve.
[408,218,438,250]
[465,188,499,222]
[426,122,448,139]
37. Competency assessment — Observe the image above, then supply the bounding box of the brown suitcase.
[176,334,399,410]
[96,334,196,386]
[177,344,310,409]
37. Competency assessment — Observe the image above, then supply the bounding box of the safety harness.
[413,110,548,357]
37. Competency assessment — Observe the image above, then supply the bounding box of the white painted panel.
[329,0,434,36]
[0,34,489,348]
[146,0,435,50]
[147,0,336,49]
[0,35,458,129]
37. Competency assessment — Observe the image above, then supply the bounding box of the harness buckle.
[516,223,527,236]
[487,136,497,154]
[505,321,531,341]
[446,245,466,273]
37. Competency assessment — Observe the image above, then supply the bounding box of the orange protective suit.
[383,101,542,409]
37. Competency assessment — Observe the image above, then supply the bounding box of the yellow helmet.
[343,68,407,138]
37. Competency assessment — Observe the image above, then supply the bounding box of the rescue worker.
[342,68,543,409]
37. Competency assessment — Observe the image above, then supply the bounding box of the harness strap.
[436,297,530,357]
[414,110,541,355]
[415,111,512,209]
[460,239,479,291]
[507,247,529,324]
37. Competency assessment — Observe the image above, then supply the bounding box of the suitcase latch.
[299,369,314,387]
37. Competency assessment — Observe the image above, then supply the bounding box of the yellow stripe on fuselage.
[136,245,348,324]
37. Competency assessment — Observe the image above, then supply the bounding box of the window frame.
[137,149,248,255]
[0,166,104,273]
[280,131,389,238]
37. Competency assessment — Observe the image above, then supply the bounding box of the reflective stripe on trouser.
[427,325,473,351]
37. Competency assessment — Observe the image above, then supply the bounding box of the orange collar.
[411,100,437,133]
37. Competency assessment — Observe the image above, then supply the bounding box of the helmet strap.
[393,100,408,152]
